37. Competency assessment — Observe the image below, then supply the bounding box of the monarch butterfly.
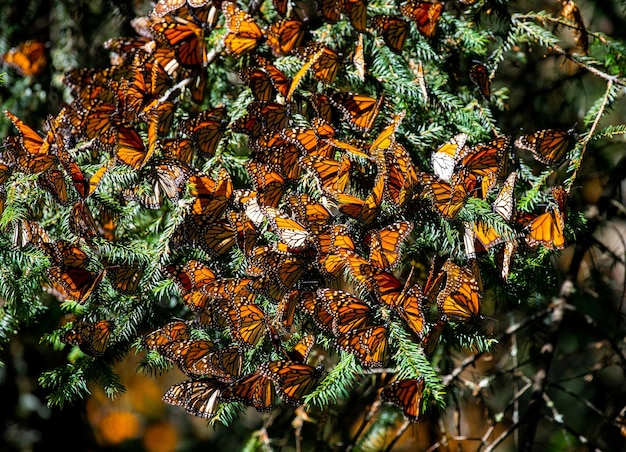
[338,0,368,31]
[223,296,268,348]
[252,53,307,99]
[380,378,425,422]
[58,155,89,201]
[383,141,421,207]
[370,112,405,154]
[316,0,340,23]
[285,334,316,363]
[395,283,426,338]
[165,260,217,295]
[329,92,384,133]
[179,290,214,318]
[179,107,228,156]
[125,159,192,208]
[339,249,403,308]
[162,379,224,419]
[235,189,265,227]
[160,137,194,162]
[458,136,510,180]
[353,33,366,80]
[521,186,568,250]
[431,260,483,322]
[280,126,323,156]
[287,47,326,101]
[465,173,517,256]
[230,101,290,139]
[497,240,517,282]
[317,224,356,275]
[372,15,409,53]
[314,288,372,335]
[422,172,470,219]
[251,133,302,180]
[62,319,113,357]
[188,344,243,381]
[336,325,389,367]
[240,61,288,101]
[122,65,160,119]
[13,219,52,249]
[199,277,261,304]
[144,321,191,351]
[71,101,118,150]
[91,205,116,242]
[159,339,216,370]
[188,169,233,218]
[107,264,144,294]
[310,92,334,124]
[173,217,237,255]
[1,40,47,77]
[4,110,53,156]
[259,360,324,406]
[325,135,371,160]
[229,211,259,256]
[152,0,212,17]
[294,42,341,84]
[46,264,105,303]
[330,173,386,226]
[104,35,153,64]
[308,114,337,136]
[468,220,503,255]
[247,246,308,292]
[0,187,5,219]
[514,128,577,167]
[266,19,306,56]
[492,171,517,221]
[431,133,468,181]
[151,15,207,67]
[221,1,265,56]
[261,206,312,251]
[287,194,332,235]
[366,221,413,271]
[561,0,589,54]
[400,0,443,37]
[469,61,491,99]
[221,371,275,411]
[42,239,88,268]
[113,124,151,169]
[247,161,286,207]
[10,147,57,175]
[0,154,14,184]
[301,154,351,193]
[63,67,122,109]
[38,169,69,205]
[274,289,300,331]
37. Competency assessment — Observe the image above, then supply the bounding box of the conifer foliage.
[1,0,626,449]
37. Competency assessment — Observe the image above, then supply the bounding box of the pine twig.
[519,279,574,451]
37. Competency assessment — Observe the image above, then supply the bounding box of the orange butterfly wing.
[259,360,323,405]
[381,378,425,422]
[469,61,491,99]
[372,15,409,53]
[514,128,577,166]
[336,325,389,367]
[222,1,265,56]
[163,379,223,419]
[401,0,443,37]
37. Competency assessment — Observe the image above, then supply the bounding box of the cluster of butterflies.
[0,0,576,424]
